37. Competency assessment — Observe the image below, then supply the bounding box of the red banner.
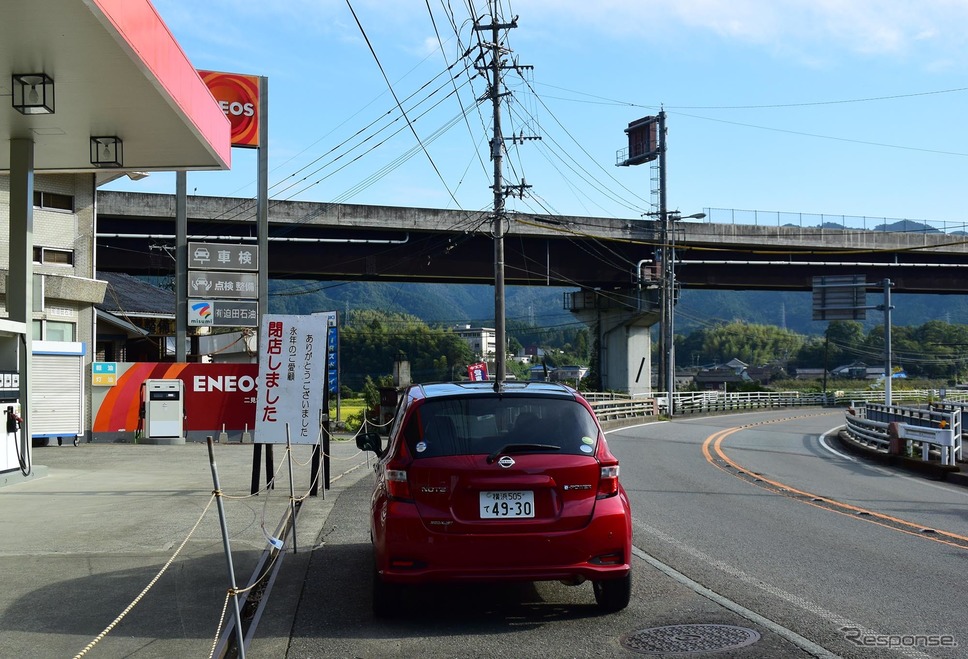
[467,362,489,381]
[92,363,258,432]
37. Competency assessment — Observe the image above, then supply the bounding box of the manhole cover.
[621,624,761,655]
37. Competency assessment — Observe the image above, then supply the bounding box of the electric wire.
[345,0,463,208]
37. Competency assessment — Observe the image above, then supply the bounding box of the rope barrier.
[74,438,370,658]
[72,493,217,658]
[209,590,233,659]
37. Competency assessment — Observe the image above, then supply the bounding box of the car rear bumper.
[375,494,632,585]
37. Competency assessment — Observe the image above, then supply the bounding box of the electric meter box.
[143,379,185,443]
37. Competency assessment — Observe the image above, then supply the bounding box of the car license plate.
[480,490,534,518]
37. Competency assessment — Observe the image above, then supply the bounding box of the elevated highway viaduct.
[97,191,968,294]
[95,191,968,394]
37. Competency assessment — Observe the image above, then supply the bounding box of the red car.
[356,381,632,616]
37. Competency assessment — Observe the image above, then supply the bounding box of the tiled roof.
[96,271,174,316]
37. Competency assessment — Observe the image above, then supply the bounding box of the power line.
[345,0,464,208]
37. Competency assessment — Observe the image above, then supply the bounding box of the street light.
[664,211,705,416]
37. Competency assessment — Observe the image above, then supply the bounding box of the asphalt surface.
[0,436,372,658]
[2,425,966,658]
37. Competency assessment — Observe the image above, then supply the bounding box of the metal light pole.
[664,210,705,416]
[616,111,699,413]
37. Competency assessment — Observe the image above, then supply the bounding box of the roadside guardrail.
[842,402,963,467]
[583,388,968,467]
[589,397,657,425]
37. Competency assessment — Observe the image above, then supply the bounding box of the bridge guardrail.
[842,403,963,467]
[585,390,967,465]
[587,390,823,424]
[589,397,657,425]
[583,388,967,470]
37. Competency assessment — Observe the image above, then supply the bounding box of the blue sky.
[106,0,968,229]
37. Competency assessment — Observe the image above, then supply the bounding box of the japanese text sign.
[254,314,327,444]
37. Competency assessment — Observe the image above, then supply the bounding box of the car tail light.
[590,551,625,565]
[386,468,411,500]
[597,464,620,499]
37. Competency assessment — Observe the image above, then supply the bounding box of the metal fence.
[703,207,968,234]
[842,402,963,466]
[585,388,968,467]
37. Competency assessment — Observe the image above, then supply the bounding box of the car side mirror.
[356,431,384,457]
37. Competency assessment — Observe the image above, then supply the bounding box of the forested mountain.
[267,280,968,336]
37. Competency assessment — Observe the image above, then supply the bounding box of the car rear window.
[402,396,600,459]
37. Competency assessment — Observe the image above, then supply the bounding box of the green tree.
[340,310,474,389]
[685,321,804,366]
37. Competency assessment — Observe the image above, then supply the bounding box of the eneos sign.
[198,70,261,148]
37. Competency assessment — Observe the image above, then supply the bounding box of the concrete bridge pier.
[566,289,660,396]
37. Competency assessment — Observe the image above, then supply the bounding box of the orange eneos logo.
[198,70,261,148]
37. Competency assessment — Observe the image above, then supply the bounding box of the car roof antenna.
[493,378,504,394]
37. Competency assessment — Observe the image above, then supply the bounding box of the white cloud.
[524,0,968,59]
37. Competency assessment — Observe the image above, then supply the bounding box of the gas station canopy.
[1,0,231,174]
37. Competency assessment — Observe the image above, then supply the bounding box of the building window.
[32,190,74,212]
[33,247,74,266]
[46,321,75,342]
[32,320,76,342]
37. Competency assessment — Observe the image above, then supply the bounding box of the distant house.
[528,364,554,381]
[551,365,588,382]
[693,358,759,390]
[694,366,752,390]
[791,367,829,380]
[831,361,882,380]
[96,272,174,362]
[747,364,786,384]
[723,358,748,373]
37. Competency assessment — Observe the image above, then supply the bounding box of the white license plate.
[480,490,535,518]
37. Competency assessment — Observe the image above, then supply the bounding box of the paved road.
[287,451,813,659]
[607,409,967,659]
[4,411,965,657]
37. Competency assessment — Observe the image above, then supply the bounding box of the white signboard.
[254,314,328,444]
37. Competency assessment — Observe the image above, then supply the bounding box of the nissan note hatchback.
[356,381,632,616]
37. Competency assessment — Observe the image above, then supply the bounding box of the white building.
[453,324,496,360]
[1,173,106,447]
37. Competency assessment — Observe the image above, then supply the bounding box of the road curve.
[608,409,967,659]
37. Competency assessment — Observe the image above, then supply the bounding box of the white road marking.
[817,426,968,498]
[632,519,933,659]
[818,426,856,461]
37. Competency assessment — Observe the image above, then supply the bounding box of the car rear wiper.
[487,443,561,464]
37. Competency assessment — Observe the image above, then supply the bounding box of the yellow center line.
[702,421,968,550]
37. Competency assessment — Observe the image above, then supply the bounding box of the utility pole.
[474,5,534,387]
[658,111,672,414]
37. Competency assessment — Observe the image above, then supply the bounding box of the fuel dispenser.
[142,379,185,444]
[2,401,25,476]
